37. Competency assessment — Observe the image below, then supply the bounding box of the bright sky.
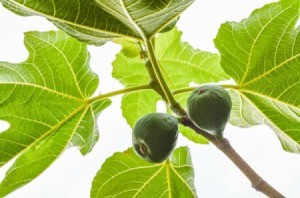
[0,0,300,197]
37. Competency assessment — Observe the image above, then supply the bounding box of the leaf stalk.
[88,84,152,103]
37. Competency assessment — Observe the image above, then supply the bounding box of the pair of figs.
[132,84,232,163]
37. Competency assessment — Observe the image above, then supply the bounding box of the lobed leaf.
[0,31,111,196]
[215,0,300,153]
[91,146,196,197]
[2,0,194,45]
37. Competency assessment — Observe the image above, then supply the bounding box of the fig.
[132,113,178,163]
[187,84,232,137]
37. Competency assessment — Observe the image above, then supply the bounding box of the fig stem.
[181,118,285,198]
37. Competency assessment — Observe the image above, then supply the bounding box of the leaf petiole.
[88,84,152,103]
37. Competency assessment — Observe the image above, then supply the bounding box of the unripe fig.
[187,84,232,137]
[132,113,178,163]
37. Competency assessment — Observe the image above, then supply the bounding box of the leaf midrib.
[170,165,195,197]
[239,91,300,146]
[5,0,141,41]
[240,52,300,87]
[133,165,166,197]
[238,88,299,109]
[0,82,84,102]
[94,164,162,197]
[119,0,146,40]
[0,114,52,128]
[93,1,135,31]
[166,162,172,198]
[240,3,295,84]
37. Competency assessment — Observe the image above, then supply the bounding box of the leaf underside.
[215,0,300,153]
[0,31,111,196]
[91,147,196,198]
[2,0,194,45]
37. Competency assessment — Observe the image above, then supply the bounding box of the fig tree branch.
[181,117,285,198]
[139,35,284,197]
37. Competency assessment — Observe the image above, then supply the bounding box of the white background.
[1,0,300,197]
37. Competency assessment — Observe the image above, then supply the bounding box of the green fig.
[132,113,178,163]
[187,84,232,137]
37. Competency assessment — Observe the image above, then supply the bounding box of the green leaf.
[91,146,196,197]
[114,38,140,58]
[228,90,264,128]
[122,91,160,127]
[160,17,180,33]
[0,31,111,196]
[214,0,300,153]
[155,28,229,86]
[113,28,228,143]
[2,0,194,45]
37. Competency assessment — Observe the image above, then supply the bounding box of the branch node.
[252,178,264,191]
[219,138,230,150]
[170,102,187,117]
[179,115,190,125]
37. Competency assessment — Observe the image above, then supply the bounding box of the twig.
[181,117,285,198]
